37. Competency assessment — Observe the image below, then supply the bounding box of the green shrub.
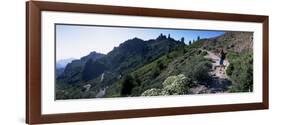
[141,88,162,96]
[141,74,192,96]
[156,60,166,70]
[120,75,136,96]
[226,51,253,92]
[162,74,189,95]
[183,56,212,82]
[201,51,208,56]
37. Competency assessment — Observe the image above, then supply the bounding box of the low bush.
[141,74,192,96]
[226,51,253,92]
[183,56,212,83]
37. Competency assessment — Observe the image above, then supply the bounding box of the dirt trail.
[204,50,229,79]
[189,50,232,94]
[95,88,107,98]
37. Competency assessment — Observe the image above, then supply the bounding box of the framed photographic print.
[26,1,269,124]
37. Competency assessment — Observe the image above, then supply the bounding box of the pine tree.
[121,75,135,96]
[181,37,184,43]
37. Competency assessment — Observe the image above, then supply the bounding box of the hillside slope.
[56,34,185,99]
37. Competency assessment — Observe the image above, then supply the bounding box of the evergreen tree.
[181,37,184,43]
[121,75,135,96]
[197,36,200,41]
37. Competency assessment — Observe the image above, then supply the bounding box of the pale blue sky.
[56,24,225,60]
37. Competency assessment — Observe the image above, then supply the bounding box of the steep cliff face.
[56,34,186,99]
[57,51,105,83]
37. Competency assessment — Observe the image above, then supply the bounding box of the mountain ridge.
[56,34,186,99]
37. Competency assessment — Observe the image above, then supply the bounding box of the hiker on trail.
[219,48,226,72]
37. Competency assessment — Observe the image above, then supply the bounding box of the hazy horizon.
[56,24,225,60]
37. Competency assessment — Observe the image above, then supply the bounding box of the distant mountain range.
[56,58,76,69]
[56,58,75,78]
[55,32,253,99]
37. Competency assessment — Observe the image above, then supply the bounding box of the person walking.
[219,48,226,73]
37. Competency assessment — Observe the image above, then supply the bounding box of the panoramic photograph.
[55,24,253,100]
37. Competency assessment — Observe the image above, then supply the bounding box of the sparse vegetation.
[226,51,253,92]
